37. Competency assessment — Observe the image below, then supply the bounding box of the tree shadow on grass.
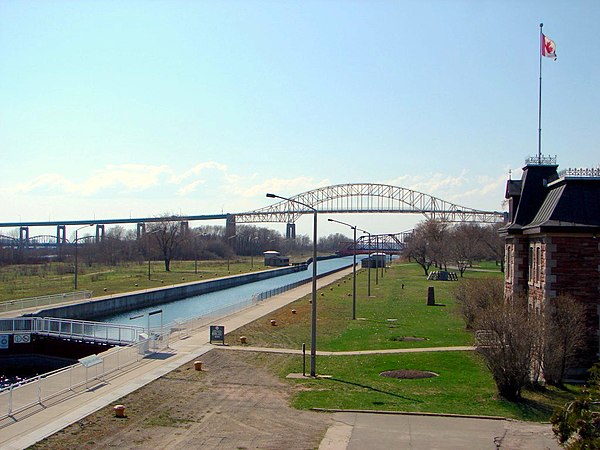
[502,396,556,421]
[329,377,422,403]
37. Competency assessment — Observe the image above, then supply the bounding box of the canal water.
[99,256,365,328]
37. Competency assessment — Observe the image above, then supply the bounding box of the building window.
[528,245,534,282]
[506,246,512,281]
[536,246,542,283]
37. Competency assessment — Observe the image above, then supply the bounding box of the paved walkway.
[0,266,561,450]
[218,344,476,356]
[320,412,559,449]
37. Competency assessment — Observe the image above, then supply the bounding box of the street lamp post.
[226,234,237,272]
[267,192,318,377]
[193,232,208,275]
[328,218,357,320]
[375,234,379,285]
[358,229,371,297]
[145,228,160,281]
[74,224,94,290]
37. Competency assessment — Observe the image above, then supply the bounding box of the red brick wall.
[545,235,600,370]
[504,236,530,300]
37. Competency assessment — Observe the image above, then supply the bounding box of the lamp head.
[266,193,276,198]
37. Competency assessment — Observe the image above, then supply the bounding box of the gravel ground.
[30,349,330,450]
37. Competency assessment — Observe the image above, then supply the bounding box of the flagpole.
[538,23,543,164]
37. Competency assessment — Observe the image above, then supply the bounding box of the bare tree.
[449,223,484,277]
[481,223,505,272]
[406,220,449,276]
[147,215,185,272]
[474,295,541,400]
[542,294,589,385]
[453,277,505,329]
[406,223,433,276]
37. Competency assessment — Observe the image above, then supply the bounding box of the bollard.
[114,404,126,418]
[291,309,297,314]
[194,360,203,371]
[427,286,435,306]
[240,336,247,344]
[270,319,277,326]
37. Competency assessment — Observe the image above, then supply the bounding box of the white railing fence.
[0,291,93,314]
[0,339,151,420]
[0,317,143,345]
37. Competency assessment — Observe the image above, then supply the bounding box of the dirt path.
[31,349,330,450]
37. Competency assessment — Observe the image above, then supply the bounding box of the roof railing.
[525,155,557,165]
[558,167,600,178]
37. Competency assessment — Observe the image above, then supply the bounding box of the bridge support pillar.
[95,224,105,243]
[19,226,29,247]
[286,223,296,239]
[225,214,236,242]
[180,221,189,236]
[136,223,146,239]
[56,226,66,259]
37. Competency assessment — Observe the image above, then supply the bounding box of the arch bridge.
[233,183,505,238]
[0,183,505,245]
[337,230,413,256]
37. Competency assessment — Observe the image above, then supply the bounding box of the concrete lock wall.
[31,264,308,321]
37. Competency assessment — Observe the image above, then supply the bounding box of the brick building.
[501,157,600,377]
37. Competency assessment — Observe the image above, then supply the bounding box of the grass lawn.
[227,263,474,351]
[227,262,580,422]
[0,259,267,302]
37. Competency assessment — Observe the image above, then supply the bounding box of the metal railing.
[559,167,600,178]
[0,291,92,313]
[0,337,157,420]
[0,317,143,345]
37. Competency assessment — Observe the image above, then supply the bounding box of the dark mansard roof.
[502,163,600,235]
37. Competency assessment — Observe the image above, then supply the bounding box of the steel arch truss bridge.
[236,183,505,224]
[338,231,413,256]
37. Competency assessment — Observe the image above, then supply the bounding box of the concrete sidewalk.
[0,267,353,450]
[319,412,560,449]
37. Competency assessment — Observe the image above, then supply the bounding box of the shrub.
[551,364,600,449]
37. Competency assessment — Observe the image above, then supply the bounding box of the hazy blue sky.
[1,1,598,238]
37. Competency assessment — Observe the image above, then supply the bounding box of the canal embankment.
[27,264,307,321]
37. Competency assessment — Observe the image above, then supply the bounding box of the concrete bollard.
[427,286,435,306]
[194,360,203,371]
[114,404,126,418]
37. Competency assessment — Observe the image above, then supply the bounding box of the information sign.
[209,326,225,345]
[14,334,31,344]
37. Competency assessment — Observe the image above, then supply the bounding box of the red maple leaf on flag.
[542,34,557,60]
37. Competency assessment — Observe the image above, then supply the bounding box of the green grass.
[227,261,580,422]
[0,258,269,302]
[227,263,477,351]
[235,350,578,422]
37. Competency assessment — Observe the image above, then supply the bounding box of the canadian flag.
[541,33,557,60]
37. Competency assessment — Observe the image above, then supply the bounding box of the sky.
[1,0,598,239]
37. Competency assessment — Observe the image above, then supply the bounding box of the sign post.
[209,326,225,345]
